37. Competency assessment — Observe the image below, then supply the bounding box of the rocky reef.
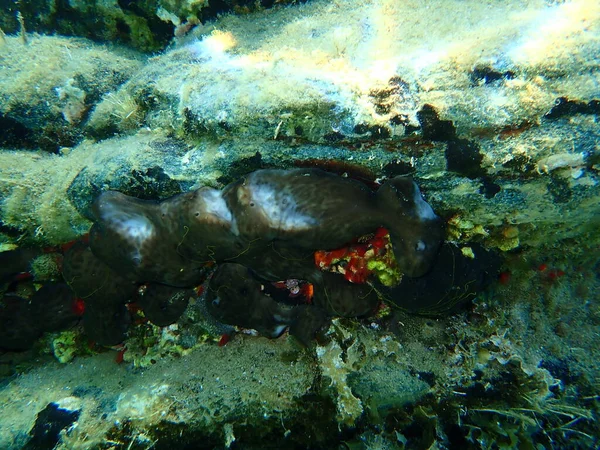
[74,168,448,343]
[1,0,599,448]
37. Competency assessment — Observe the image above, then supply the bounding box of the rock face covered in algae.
[0,0,599,448]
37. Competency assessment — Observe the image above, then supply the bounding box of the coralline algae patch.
[314,227,402,287]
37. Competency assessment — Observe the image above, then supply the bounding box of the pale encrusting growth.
[0,35,143,151]
[87,0,600,141]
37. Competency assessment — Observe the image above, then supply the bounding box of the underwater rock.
[0,1,598,446]
[0,35,142,152]
[80,0,600,146]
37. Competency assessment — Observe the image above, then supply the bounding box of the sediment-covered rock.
[0,35,143,152]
